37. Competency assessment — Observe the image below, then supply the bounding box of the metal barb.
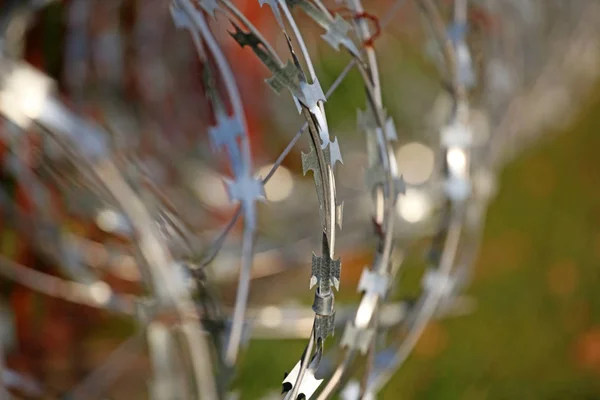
[298,77,326,110]
[282,359,323,400]
[228,23,304,98]
[310,252,341,293]
[364,165,406,200]
[357,268,389,298]
[340,322,374,354]
[266,60,303,95]
[199,0,220,17]
[285,0,361,57]
[224,174,265,230]
[208,112,245,173]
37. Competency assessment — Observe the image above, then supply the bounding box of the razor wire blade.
[0,0,598,399]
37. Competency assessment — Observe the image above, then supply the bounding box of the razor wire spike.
[310,252,341,292]
[364,164,406,199]
[265,60,302,95]
[299,79,341,168]
[258,0,285,29]
[395,175,406,197]
[198,0,220,17]
[358,268,389,298]
[358,106,397,141]
[282,360,323,400]
[307,106,342,167]
[228,23,284,81]
[321,14,361,56]
[224,174,265,229]
[286,0,360,57]
[208,112,246,175]
[208,111,244,151]
[228,23,304,97]
[330,137,343,167]
[340,322,374,354]
[298,77,326,110]
[301,145,331,234]
[228,22,263,48]
[224,173,265,204]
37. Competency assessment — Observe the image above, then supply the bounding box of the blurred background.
[1,0,600,399]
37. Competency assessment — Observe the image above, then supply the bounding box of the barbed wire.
[0,0,598,399]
